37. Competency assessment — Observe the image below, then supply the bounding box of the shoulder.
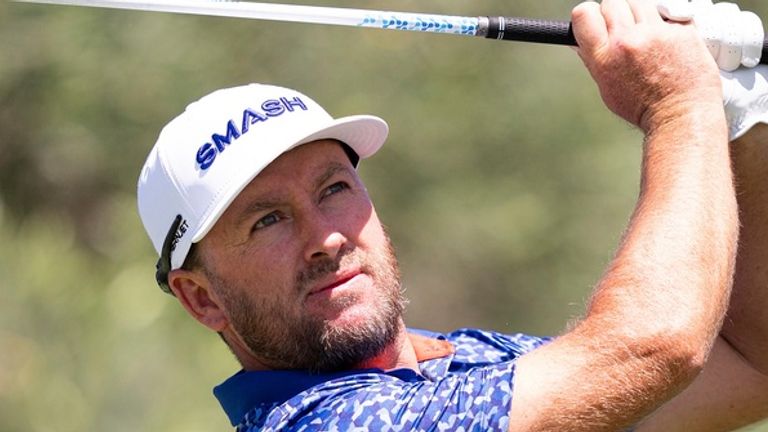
[416,327,551,364]
[233,329,552,431]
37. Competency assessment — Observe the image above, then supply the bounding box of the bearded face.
[209,230,406,372]
[180,140,408,372]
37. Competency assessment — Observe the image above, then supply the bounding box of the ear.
[168,268,229,332]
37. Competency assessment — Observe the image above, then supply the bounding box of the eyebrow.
[234,162,353,228]
[313,162,350,191]
[234,198,281,229]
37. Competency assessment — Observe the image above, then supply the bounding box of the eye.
[322,181,350,198]
[253,212,283,231]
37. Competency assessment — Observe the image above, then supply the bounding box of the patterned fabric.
[213,328,551,431]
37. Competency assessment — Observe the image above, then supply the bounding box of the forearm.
[589,101,737,355]
[723,123,768,375]
[509,2,742,429]
[623,97,768,432]
[512,103,738,431]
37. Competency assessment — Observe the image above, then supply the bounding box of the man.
[137,0,768,430]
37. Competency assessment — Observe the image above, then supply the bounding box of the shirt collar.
[213,331,454,426]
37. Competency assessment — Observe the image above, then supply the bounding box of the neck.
[353,322,418,371]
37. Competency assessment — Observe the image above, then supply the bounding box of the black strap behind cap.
[155,214,183,295]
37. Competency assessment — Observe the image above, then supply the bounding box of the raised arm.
[508,1,738,430]
[634,124,768,432]
[725,122,768,387]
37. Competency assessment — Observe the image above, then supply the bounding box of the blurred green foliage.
[1,0,767,430]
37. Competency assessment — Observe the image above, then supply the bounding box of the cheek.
[354,208,388,250]
[333,192,381,241]
[226,243,299,294]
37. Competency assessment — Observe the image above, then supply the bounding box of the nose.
[302,212,349,262]
[307,232,347,262]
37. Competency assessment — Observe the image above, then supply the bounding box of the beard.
[208,232,407,373]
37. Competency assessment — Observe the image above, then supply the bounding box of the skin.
[509,0,739,430]
[164,1,767,430]
[634,126,768,431]
[169,140,418,372]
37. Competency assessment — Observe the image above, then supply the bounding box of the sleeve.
[253,364,518,432]
[446,329,553,365]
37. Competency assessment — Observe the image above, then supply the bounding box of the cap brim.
[295,115,388,159]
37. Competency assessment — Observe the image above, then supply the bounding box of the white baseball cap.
[137,83,388,293]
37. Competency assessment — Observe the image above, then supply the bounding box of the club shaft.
[15,0,482,37]
[13,0,768,62]
[15,0,573,44]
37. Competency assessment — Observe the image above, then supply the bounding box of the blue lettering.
[196,95,311,170]
[262,99,285,117]
[196,143,216,170]
[281,96,307,112]
[241,108,267,134]
[211,120,241,152]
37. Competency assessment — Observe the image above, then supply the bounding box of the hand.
[657,0,764,71]
[722,65,768,140]
[572,0,723,131]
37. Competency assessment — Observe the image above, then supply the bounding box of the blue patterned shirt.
[213,328,551,431]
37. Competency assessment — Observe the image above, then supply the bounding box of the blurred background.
[1,0,766,430]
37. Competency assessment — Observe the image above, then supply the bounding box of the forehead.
[225,139,358,213]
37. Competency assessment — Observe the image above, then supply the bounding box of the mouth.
[308,271,363,297]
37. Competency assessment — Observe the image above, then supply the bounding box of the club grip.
[485,16,768,65]
[485,17,575,46]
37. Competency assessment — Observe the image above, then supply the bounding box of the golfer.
[138,0,768,430]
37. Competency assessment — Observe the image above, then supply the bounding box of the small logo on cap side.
[171,219,189,252]
[195,96,309,170]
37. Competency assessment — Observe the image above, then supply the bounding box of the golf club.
[13,0,768,63]
[8,0,587,46]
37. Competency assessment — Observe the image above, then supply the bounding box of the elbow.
[623,322,712,391]
[654,330,708,381]
[588,288,725,389]
[583,308,715,392]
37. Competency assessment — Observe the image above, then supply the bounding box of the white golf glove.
[721,65,768,140]
[657,0,764,71]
